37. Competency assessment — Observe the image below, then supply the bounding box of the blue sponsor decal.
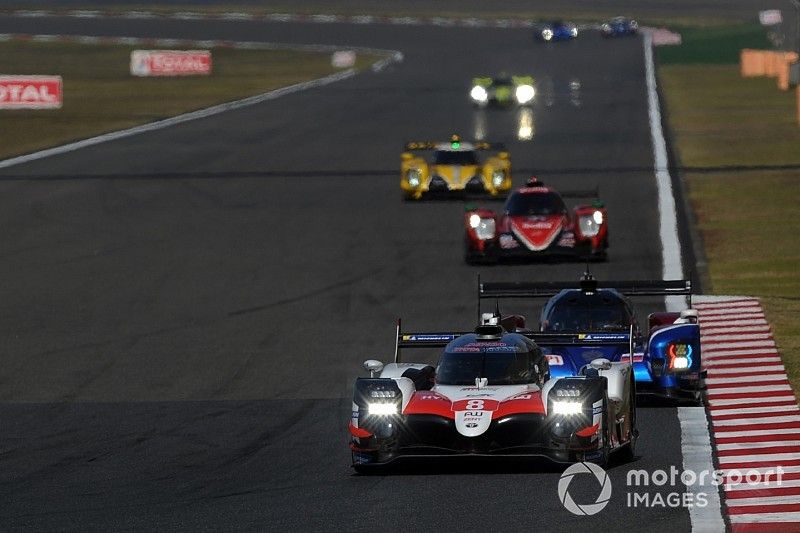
[577,333,630,342]
[485,346,520,353]
[404,334,458,342]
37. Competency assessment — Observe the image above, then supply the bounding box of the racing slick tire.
[617,376,638,463]
[592,393,611,468]
[464,238,496,265]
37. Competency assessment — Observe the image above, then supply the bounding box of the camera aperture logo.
[558,463,786,516]
[558,462,613,516]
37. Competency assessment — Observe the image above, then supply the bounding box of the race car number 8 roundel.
[451,399,500,411]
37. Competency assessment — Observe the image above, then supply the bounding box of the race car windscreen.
[436,350,535,385]
[543,294,632,332]
[434,150,478,165]
[505,191,567,216]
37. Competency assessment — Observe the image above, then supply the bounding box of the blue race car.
[535,20,578,42]
[601,16,639,38]
[479,274,706,404]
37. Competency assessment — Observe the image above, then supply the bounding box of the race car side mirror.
[363,359,384,377]
[589,358,612,371]
[401,152,413,161]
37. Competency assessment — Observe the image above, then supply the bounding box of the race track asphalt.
[0,15,697,531]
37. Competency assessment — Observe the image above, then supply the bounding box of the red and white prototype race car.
[349,320,637,472]
[464,177,608,263]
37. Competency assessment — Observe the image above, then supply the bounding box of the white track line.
[710,404,800,415]
[714,415,800,426]
[701,325,771,335]
[644,32,684,313]
[707,384,792,395]
[717,441,800,451]
[700,318,769,328]
[730,512,800,522]
[645,28,721,528]
[714,427,800,438]
[709,395,797,407]
[701,333,773,342]
[706,374,788,385]
[678,407,725,531]
[705,357,783,367]
[719,452,800,465]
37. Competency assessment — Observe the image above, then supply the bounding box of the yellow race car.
[401,134,512,200]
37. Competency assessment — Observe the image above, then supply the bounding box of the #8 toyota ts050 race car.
[469,75,536,107]
[401,134,512,200]
[464,177,608,263]
[479,273,706,403]
[348,319,637,472]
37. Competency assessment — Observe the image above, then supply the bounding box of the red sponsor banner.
[0,76,62,109]
[130,50,212,77]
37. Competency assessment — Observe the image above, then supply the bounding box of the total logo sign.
[0,76,62,109]
[130,50,212,77]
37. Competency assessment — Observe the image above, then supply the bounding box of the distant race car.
[535,21,578,42]
[478,273,706,403]
[464,177,608,263]
[401,134,512,200]
[349,319,637,471]
[470,75,536,107]
[601,16,639,37]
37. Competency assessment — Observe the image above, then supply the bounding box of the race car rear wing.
[472,75,534,86]
[478,278,692,299]
[404,140,507,151]
[394,319,634,362]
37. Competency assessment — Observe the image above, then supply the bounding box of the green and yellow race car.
[401,134,512,200]
[469,75,535,107]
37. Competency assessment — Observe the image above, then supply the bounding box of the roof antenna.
[494,299,501,319]
[394,318,401,364]
[477,273,482,323]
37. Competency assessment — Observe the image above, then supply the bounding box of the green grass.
[660,64,800,167]
[658,24,772,64]
[0,41,380,160]
[659,24,800,396]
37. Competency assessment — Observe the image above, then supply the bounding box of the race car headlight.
[570,27,578,37]
[470,85,488,102]
[592,210,604,225]
[406,168,422,188]
[491,170,505,187]
[578,214,601,237]
[541,29,553,41]
[368,402,398,416]
[668,342,693,372]
[552,401,583,416]
[469,214,495,240]
[515,84,535,104]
